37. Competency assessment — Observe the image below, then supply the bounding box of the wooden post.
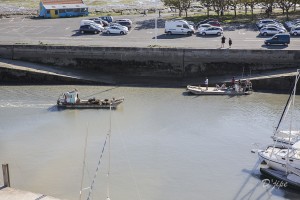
[2,164,10,187]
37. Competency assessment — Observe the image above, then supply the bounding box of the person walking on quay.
[143,9,147,16]
[221,36,226,48]
[205,77,208,90]
[229,38,232,48]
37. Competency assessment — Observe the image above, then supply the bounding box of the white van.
[80,20,104,31]
[165,20,195,35]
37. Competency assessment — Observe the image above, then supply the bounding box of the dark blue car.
[99,16,113,23]
[79,25,101,34]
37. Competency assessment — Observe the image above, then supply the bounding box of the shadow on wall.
[261,44,288,50]
[152,34,193,39]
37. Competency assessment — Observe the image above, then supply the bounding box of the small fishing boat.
[186,83,252,95]
[56,89,124,109]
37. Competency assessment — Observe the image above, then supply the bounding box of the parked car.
[285,19,300,30]
[79,25,101,34]
[89,18,109,27]
[196,18,218,28]
[103,26,128,35]
[165,20,195,35]
[197,24,212,33]
[290,26,300,35]
[207,21,221,27]
[80,20,104,31]
[264,33,290,45]
[109,23,128,30]
[186,21,195,27]
[256,19,278,29]
[99,16,113,23]
[199,27,223,36]
[89,18,103,26]
[115,19,133,29]
[261,24,286,32]
[260,27,285,36]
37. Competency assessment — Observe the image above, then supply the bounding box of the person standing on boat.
[231,76,235,86]
[205,77,208,90]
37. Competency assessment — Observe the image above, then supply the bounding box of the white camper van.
[165,20,195,35]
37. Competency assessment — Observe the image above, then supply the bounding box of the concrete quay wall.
[0,45,299,78]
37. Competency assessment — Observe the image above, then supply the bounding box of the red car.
[207,21,221,27]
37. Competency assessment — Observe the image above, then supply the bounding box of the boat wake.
[0,101,53,108]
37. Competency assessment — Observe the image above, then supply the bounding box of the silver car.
[199,27,223,36]
[260,27,285,36]
[290,26,300,35]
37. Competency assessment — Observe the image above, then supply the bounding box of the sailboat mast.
[107,104,112,200]
[79,125,89,200]
[286,70,300,173]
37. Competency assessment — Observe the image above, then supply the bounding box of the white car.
[80,20,104,31]
[285,19,300,30]
[197,24,212,33]
[256,19,278,29]
[261,24,286,32]
[109,23,128,29]
[290,26,300,35]
[260,27,285,36]
[104,26,128,35]
[199,27,223,36]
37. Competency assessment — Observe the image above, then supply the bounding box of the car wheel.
[167,31,172,35]
[81,30,84,34]
[217,32,221,36]
[120,31,124,35]
[187,31,192,36]
[94,30,98,34]
[107,31,110,34]
[202,32,206,36]
[263,32,267,36]
[294,32,298,36]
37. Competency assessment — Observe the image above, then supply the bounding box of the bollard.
[2,164,10,187]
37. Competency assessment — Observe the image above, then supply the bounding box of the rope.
[87,131,110,200]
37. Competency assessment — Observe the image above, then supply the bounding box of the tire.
[217,32,221,36]
[202,32,206,36]
[167,31,172,35]
[81,30,84,34]
[294,32,298,36]
[120,31,124,35]
[107,31,110,34]
[187,31,192,36]
[94,30,98,34]
[263,32,267,36]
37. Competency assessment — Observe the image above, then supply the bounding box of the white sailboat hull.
[258,146,300,172]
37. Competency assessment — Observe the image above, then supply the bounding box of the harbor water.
[0,85,300,200]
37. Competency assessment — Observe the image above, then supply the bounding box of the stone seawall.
[0,45,299,77]
[0,45,299,91]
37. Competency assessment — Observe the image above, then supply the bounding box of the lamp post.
[154,0,159,45]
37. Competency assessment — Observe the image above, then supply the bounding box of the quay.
[0,187,61,200]
[0,164,61,200]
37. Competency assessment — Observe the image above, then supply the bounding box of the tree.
[199,0,214,17]
[161,0,192,17]
[278,0,294,19]
[228,0,241,17]
[212,0,226,16]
